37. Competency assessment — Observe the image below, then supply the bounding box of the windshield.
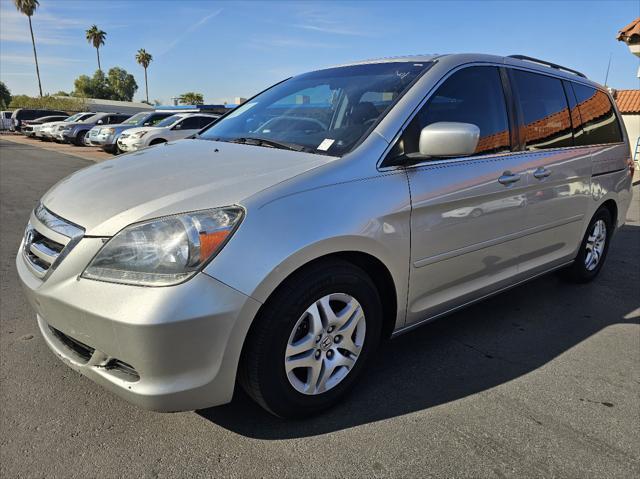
[199,61,432,156]
[81,114,103,124]
[122,112,148,125]
[65,113,83,122]
[155,115,182,128]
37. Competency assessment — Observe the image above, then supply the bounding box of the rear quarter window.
[571,84,623,145]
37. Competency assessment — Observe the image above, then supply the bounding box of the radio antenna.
[604,53,613,86]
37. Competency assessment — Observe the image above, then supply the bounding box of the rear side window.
[179,116,209,129]
[511,70,572,150]
[401,66,511,157]
[571,84,622,145]
[198,116,216,128]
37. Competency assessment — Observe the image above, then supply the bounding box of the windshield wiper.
[228,137,307,152]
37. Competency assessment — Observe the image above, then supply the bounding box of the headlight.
[132,130,148,138]
[81,207,243,286]
[62,125,72,131]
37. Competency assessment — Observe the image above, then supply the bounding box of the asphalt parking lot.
[1,138,638,478]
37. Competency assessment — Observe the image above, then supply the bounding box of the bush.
[8,95,87,112]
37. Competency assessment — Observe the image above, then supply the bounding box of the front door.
[392,66,530,325]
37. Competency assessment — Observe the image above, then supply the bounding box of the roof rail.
[508,55,587,78]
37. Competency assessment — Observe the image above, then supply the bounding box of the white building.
[613,89,640,160]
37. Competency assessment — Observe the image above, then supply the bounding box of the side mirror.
[96,119,104,125]
[172,123,182,130]
[418,122,480,157]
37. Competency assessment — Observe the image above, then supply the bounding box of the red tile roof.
[615,90,640,114]
[616,18,640,43]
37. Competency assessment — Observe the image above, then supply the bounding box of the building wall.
[621,113,639,158]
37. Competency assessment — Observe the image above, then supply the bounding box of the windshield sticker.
[317,138,335,151]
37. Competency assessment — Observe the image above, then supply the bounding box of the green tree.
[0,81,12,109]
[73,70,109,99]
[179,92,204,105]
[85,25,107,71]
[106,67,138,101]
[135,49,153,103]
[53,90,70,97]
[14,0,43,97]
[72,68,138,101]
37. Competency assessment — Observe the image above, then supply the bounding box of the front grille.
[22,203,84,279]
[49,326,95,362]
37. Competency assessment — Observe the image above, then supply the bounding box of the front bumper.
[117,137,144,152]
[89,131,112,146]
[16,233,261,412]
[61,130,76,142]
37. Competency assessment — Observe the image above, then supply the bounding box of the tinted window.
[179,116,208,129]
[398,66,510,157]
[571,83,622,145]
[197,116,216,128]
[109,115,130,124]
[511,70,572,150]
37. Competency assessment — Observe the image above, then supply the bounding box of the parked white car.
[116,113,218,152]
[39,112,94,140]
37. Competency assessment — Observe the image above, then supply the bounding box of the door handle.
[498,171,521,186]
[533,167,551,180]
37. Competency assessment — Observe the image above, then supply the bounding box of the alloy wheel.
[284,293,366,395]
[584,219,607,271]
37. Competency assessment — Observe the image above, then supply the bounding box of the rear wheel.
[563,206,613,283]
[239,260,382,418]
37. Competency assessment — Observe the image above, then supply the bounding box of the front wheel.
[239,260,382,418]
[74,130,87,146]
[563,206,613,283]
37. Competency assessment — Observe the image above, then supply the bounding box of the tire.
[149,138,167,146]
[563,206,613,283]
[239,259,382,418]
[470,208,483,218]
[74,130,87,146]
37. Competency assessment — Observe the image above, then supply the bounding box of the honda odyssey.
[16,54,633,418]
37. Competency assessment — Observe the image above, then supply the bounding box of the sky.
[1,0,639,105]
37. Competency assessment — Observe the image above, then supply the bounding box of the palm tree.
[14,0,43,97]
[135,49,153,103]
[85,25,107,71]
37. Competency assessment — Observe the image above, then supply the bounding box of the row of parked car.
[2,108,220,154]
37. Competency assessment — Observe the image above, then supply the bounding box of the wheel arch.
[599,198,618,229]
[244,249,400,346]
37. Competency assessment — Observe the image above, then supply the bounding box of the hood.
[43,121,66,129]
[123,126,164,136]
[62,121,91,129]
[41,139,336,236]
[109,123,138,132]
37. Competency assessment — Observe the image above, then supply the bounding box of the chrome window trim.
[376,61,624,172]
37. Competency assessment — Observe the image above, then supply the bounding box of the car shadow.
[197,224,639,439]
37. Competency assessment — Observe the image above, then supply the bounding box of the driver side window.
[395,66,511,159]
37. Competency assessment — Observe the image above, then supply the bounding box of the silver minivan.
[16,54,633,418]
